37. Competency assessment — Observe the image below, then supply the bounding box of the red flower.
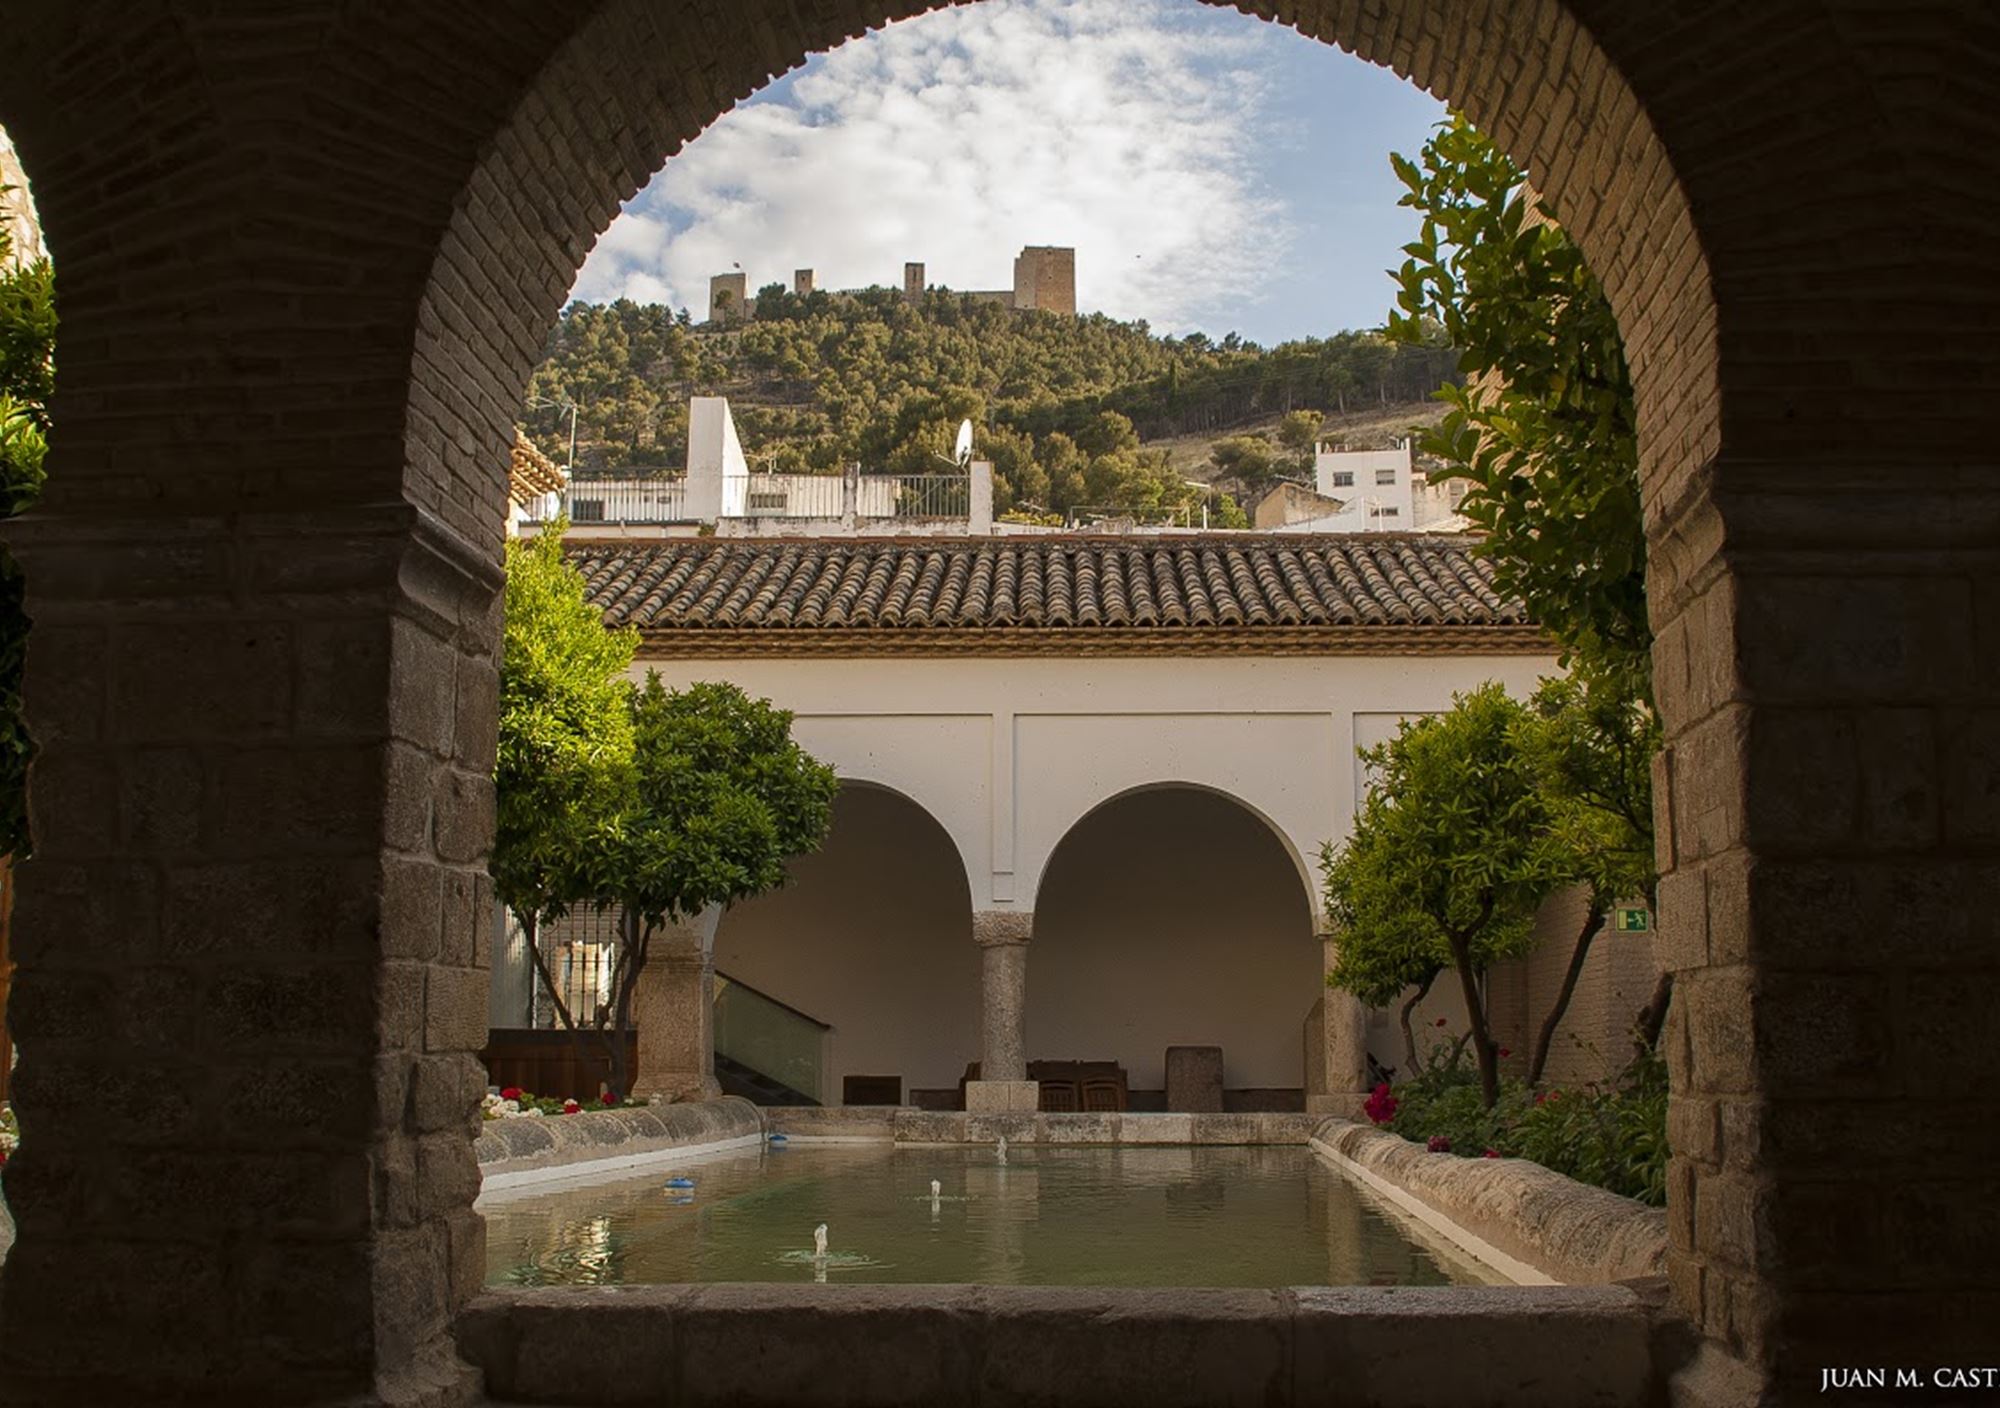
[1497,1048,1511,1060]
[562,1099,581,1114]
[1363,1082,1399,1125]
[1482,1148,1501,1159]
[500,1087,524,1102]
[1426,1134,1451,1153]
[601,1091,617,1106]
[1433,1017,1448,1028]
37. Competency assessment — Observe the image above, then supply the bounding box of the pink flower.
[562,1099,581,1114]
[1426,1134,1451,1153]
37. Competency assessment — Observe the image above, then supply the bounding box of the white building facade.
[490,533,1560,1114]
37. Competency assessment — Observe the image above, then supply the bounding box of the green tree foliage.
[1384,115,1648,695]
[1520,673,1662,1077]
[1321,806,1445,1072]
[1276,409,1323,474]
[1208,433,1277,484]
[492,521,639,1034]
[593,676,839,1097]
[1320,684,1563,1107]
[526,289,1456,522]
[0,202,54,859]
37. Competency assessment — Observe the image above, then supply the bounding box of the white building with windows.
[1256,440,1470,535]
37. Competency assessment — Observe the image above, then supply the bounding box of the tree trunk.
[1446,933,1499,1108]
[1398,971,1437,1073]
[1635,969,1674,1054]
[602,906,655,1101]
[1529,905,1607,1085]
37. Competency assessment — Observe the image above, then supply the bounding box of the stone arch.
[0,3,1985,1402]
[1026,777,1322,926]
[712,775,979,1106]
[815,771,983,910]
[1026,780,1320,1100]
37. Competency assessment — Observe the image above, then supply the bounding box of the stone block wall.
[0,2,1992,1405]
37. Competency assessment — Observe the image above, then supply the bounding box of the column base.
[964,1080,1038,1114]
[633,1072,722,1104]
[1306,1092,1370,1119]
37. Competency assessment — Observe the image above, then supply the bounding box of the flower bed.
[1364,1041,1666,1206]
[483,1086,645,1121]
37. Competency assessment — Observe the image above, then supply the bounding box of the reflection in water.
[483,1144,1483,1288]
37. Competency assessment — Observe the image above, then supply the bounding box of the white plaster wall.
[1314,443,1414,525]
[714,783,980,1102]
[633,652,1557,919]
[1028,787,1317,1090]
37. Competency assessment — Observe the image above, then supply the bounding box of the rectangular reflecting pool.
[480,1142,1503,1288]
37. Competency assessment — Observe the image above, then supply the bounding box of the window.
[1377,506,1401,517]
[571,499,605,522]
[1376,467,1398,485]
[747,491,788,511]
[1331,471,1354,487]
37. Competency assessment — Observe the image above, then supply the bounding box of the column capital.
[972,909,1033,947]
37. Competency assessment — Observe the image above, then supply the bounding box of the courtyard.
[0,3,1992,1406]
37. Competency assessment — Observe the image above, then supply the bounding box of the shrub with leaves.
[1382,1036,1667,1206]
[1384,115,1646,699]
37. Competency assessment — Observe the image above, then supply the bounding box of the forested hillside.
[523,284,1458,522]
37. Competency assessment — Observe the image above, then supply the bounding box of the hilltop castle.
[709,243,1075,323]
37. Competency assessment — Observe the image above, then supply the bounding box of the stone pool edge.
[1309,1118,1667,1287]
[458,1281,1674,1408]
[477,1096,765,1195]
[768,1106,1323,1143]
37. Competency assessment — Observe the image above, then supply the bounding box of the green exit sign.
[1614,908,1651,933]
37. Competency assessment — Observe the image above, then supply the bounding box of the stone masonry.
[0,2,1993,1404]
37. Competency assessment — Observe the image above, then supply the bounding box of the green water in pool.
[481,1142,1491,1287]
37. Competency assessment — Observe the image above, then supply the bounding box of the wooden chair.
[1080,1075,1126,1112]
[1038,1079,1080,1111]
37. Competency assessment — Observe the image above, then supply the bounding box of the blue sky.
[571,0,1448,345]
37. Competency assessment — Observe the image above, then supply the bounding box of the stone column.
[0,508,498,1406]
[967,910,1036,1113]
[1306,928,1370,1117]
[630,910,722,1103]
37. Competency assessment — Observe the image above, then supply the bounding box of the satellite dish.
[953,419,974,467]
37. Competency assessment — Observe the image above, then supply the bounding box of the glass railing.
[713,971,831,1104]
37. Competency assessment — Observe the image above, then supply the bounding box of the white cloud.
[570,0,1294,334]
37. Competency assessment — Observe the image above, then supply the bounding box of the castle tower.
[903,261,925,302]
[708,271,748,324]
[1012,245,1076,314]
[794,268,814,295]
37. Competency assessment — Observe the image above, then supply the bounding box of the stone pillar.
[630,910,722,1103]
[0,508,497,1406]
[968,910,1036,1112]
[969,461,994,534]
[1306,928,1370,1117]
[1647,454,2000,1401]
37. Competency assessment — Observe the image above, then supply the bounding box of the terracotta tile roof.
[571,535,1536,653]
[509,429,567,506]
